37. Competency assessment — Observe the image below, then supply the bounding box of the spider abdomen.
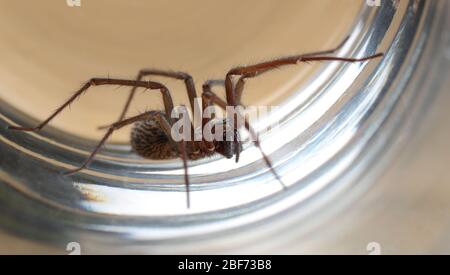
[130,111,178,160]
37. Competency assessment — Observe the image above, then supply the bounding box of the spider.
[8,36,383,208]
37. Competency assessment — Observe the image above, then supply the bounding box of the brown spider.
[8,36,383,208]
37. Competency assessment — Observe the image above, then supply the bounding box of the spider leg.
[102,69,199,128]
[200,80,225,152]
[156,107,191,209]
[201,87,286,189]
[201,79,225,124]
[230,36,351,105]
[86,110,192,208]
[97,70,201,154]
[202,80,244,162]
[63,111,156,175]
[224,36,383,106]
[214,36,382,189]
[178,140,190,209]
[136,70,198,114]
[8,78,174,131]
[225,51,383,163]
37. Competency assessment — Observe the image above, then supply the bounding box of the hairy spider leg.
[105,111,191,208]
[102,70,201,152]
[8,78,175,174]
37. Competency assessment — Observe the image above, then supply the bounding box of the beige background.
[0,0,360,141]
[1,1,449,255]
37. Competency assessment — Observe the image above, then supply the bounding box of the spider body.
[130,111,178,160]
[8,36,383,208]
[131,111,240,161]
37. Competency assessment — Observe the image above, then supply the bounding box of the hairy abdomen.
[130,114,178,160]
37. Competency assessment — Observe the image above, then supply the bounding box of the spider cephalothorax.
[8,36,383,208]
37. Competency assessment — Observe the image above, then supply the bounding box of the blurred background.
[0,0,358,141]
